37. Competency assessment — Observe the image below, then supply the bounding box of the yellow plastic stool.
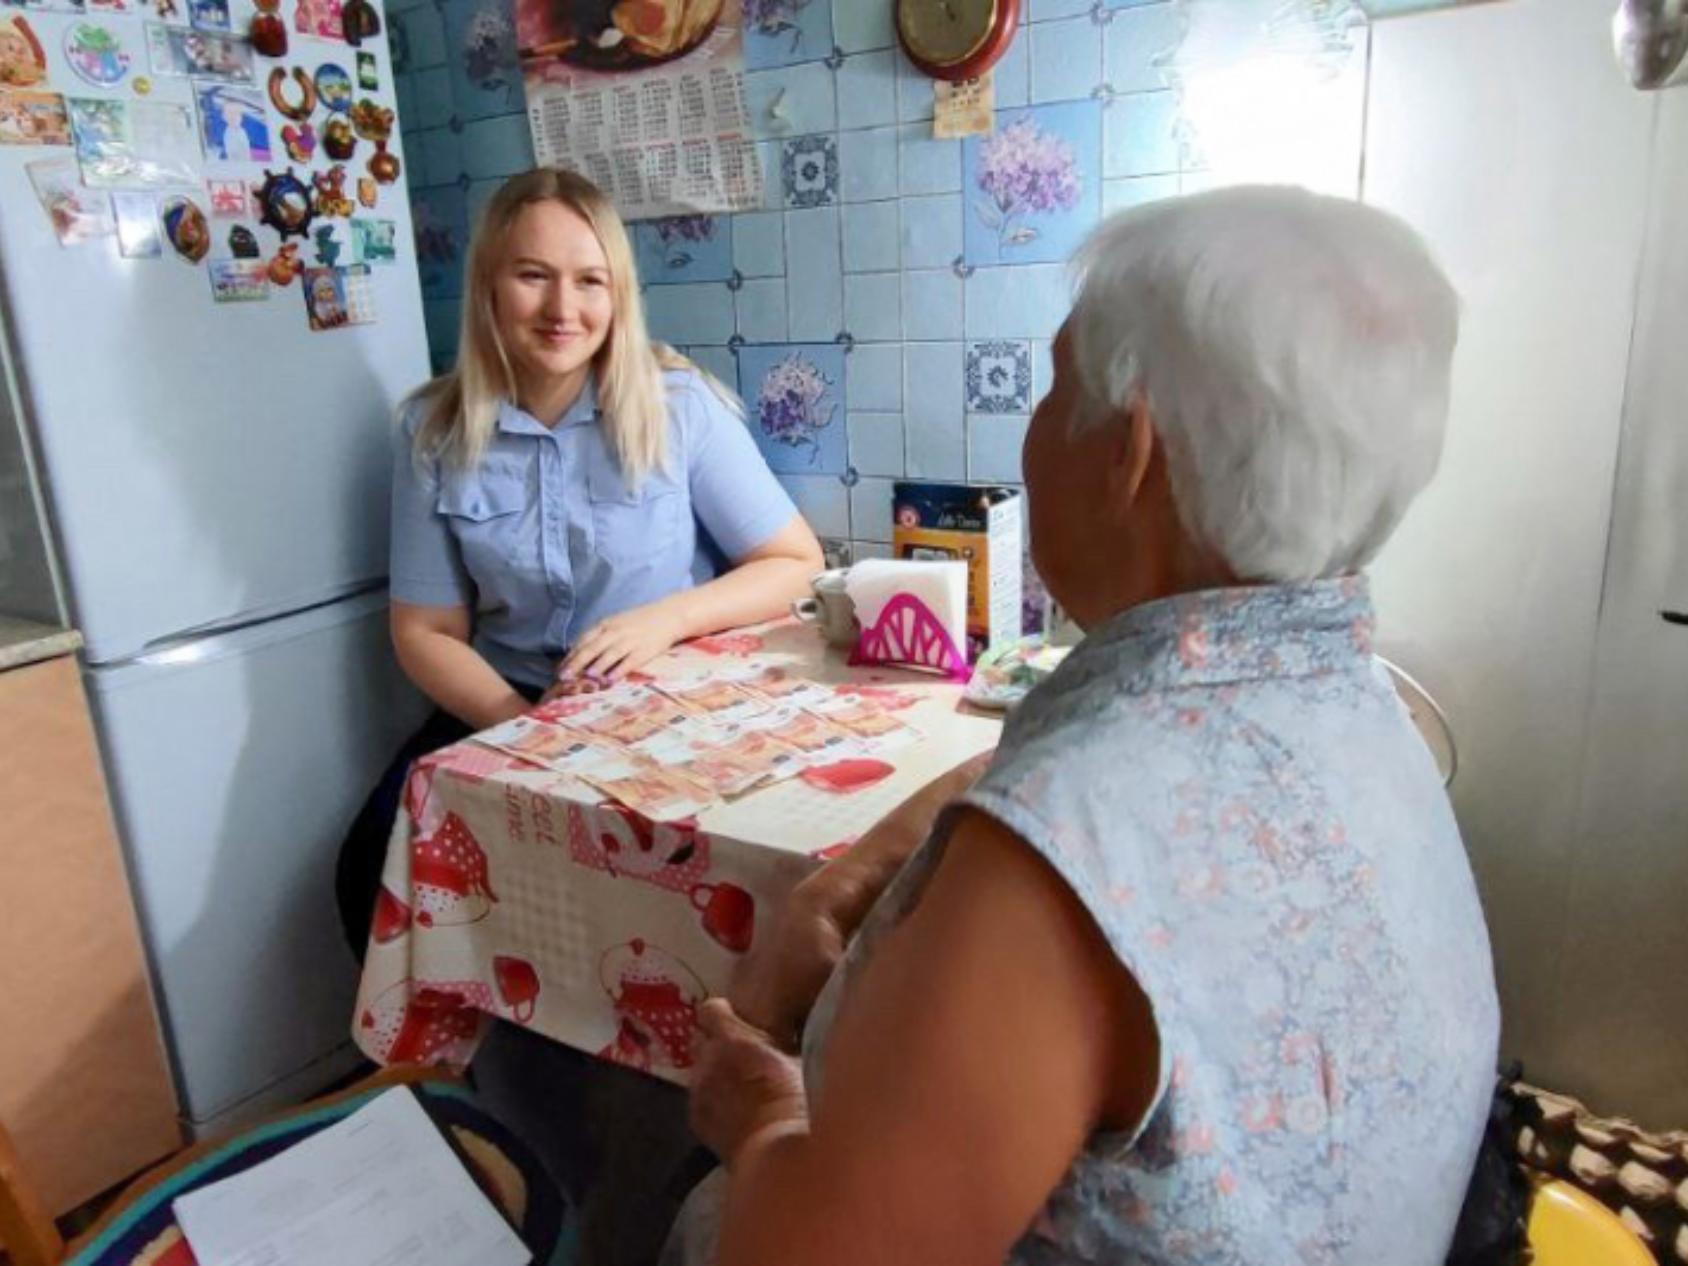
[1526,1177,1656,1266]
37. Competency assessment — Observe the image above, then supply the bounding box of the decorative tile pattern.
[963,100,1102,266]
[443,0,523,122]
[634,216,734,285]
[781,133,839,208]
[965,340,1034,413]
[736,343,848,476]
[743,0,836,71]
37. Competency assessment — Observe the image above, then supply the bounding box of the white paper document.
[172,1087,531,1266]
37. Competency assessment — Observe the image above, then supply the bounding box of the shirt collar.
[496,373,599,436]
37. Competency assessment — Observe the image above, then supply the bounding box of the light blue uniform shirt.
[390,368,797,688]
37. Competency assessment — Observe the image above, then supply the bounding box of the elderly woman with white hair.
[675,185,1500,1266]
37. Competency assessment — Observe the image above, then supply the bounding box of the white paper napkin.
[845,559,970,679]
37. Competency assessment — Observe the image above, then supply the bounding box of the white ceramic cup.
[791,568,859,648]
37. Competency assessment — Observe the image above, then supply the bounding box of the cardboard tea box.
[891,481,1024,657]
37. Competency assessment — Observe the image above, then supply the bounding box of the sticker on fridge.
[194,82,268,161]
[159,193,209,261]
[0,89,68,145]
[68,97,198,187]
[349,215,393,263]
[206,176,246,217]
[355,49,375,90]
[301,263,373,330]
[144,22,252,81]
[63,21,132,86]
[26,156,114,245]
[292,0,345,42]
[0,14,49,89]
[188,0,229,31]
[209,258,268,301]
[111,189,162,256]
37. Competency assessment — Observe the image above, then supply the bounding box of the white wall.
[1364,0,1688,1121]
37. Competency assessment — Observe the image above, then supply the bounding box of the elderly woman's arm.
[692,811,1160,1266]
[728,752,994,1048]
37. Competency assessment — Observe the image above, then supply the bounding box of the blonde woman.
[337,168,821,953]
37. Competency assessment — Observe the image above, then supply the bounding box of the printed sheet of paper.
[933,72,993,139]
[518,0,762,218]
[172,1086,530,1266]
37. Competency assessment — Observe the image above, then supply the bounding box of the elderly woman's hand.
[690,998,808,1166]
[729,751,994,1049]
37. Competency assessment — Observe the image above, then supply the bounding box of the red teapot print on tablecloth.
[411,811,497,927]
[596,939,704,1074]
[360,978,490,1065]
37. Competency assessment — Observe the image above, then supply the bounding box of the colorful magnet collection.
[3,0,404,327]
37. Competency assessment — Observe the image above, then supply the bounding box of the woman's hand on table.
[553,600,689,693]
[691,998,807,1166]
[730,751,996,1050]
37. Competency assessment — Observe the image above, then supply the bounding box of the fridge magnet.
[350,215,392,263]
[355,49,375,90]
[188,0,228,32]
[355,173,375,207]
[310,220,339,264]
[347,95,388,140]
[320,112,353,158]
[339,0,376,45]
[112,189,161,256]
[132,74,151,93]
[254,164,312,237]
[249,0,286,56]
[26,156,114,245]
[85,0,134,14]
[0,89,70,145]
[293,0,344,42]
[278,118,313,161]
[146,24,253,82]
[266,64,313,118]
[159,193,209,261]
[365,137,397,184]
[226,221,258,256]
[68,97,198,187]
[208,257,267,300]
[194,82,270,161]
[312,61,350,111]
[64,22,133,87]
[266,240,300,284]
[311,161,352,215]
[0,15,49,89]
[206,175,245,216]
[301,262,372,329]
[153,0,182,23]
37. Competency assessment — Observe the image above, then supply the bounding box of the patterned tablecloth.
[352,619,1003,1085]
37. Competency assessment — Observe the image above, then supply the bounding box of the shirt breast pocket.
[437,467,535,586]
[587,460,685,571]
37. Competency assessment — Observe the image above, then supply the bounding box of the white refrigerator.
[0,0,433,1135]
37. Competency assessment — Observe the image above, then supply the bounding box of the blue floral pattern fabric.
[804,578,1499,1265]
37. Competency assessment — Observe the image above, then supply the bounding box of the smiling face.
[492,200,615,411]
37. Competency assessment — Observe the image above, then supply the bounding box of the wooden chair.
[0,1065,574,1266]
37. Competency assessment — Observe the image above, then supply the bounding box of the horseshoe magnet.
[267,66,316,121]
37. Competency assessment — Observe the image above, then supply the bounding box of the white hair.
[1068,185,1459,582]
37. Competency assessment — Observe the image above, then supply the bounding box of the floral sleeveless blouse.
[801,578,1499,1265]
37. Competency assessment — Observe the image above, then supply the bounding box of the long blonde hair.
[412,168,715,484]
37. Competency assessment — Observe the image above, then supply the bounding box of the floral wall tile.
[443,0,523,122]
[965,340,1034,413]
[413,183,467,301]
[781,133,839,208]
[737,343,849,476]
[634,215,734,285]
[963,100,1102,266]
[744,0,836,71]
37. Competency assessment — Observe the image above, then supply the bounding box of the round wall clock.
[896,0,1020,82]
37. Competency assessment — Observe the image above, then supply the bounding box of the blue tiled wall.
[391,0,1201,575]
